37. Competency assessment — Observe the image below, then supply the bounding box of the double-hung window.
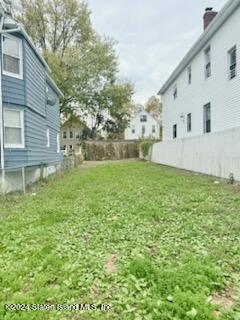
[4,109,24,148]
[140,115,147,122]
[204,103,211,133]
[228,46,237,80]
[187,113,192,132]
[173,124,177,139]
[204,46,211,78]
[187,66,192,85]
[173,84,178,99]
[2,35,23,79]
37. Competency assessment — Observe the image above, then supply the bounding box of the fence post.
[1,169,6,194]
[22,167,26,194]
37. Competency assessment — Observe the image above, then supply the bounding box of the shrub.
[139,140,155,158]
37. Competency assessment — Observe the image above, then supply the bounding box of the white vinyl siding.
[162,5,240,141]
[4,109,24,148]
[2,34,23,79]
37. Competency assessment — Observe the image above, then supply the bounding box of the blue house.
[0,11,63,193]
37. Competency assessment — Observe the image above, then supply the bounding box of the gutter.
[158,0,240,95]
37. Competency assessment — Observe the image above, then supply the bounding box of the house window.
[204,46,211,78]
[187,65,192,84]
[142,125,145,135]
[152,125,156,133]
[75,132,80,139]
[187,113,192,132]
[173,84,177,99]
[63,131,67,139]
[131,126,135,134]
[69,145,73,150]
[204,103,211,133]
[57,133,60,153]
[2,35,23,79]
[140,115,147,122]
[173,124,177,139]
[4,109,24,148]
[46,128,50,147]
[69,131,73,139]
[228,46,237,79]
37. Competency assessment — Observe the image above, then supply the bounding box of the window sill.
[3,71,23,80]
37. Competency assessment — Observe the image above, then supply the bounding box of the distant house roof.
[131,110,160,123]
[0,9,63,97]
[158,0,240,95]
[61,115,86,129]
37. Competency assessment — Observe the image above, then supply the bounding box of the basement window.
[4,109,24,148]
[2,34,23,79]
[228,46,237,79]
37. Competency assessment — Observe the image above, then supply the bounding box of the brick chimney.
[203,8,218,30]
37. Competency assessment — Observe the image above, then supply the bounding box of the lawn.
[0,160,240,320]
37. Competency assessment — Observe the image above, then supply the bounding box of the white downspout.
[0,15,5,193]
[0,15,4,173]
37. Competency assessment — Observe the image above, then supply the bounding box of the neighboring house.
[0,11,63,192]
[152,0,240,180]
[61,115,85,154]
[159,1,240,141]
[125,110,161,140]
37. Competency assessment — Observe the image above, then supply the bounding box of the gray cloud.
[88,0,226,104]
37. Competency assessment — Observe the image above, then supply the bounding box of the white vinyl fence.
[151,127,240,180]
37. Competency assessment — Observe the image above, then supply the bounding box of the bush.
[139,140,155,158]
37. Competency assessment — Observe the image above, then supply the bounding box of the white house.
[125,110,160,140]
[159,1,240,141]
[152,0,240,180]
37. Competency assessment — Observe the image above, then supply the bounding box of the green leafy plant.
[139,140,155,158]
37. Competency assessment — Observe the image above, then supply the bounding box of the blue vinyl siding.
[25,40,46,117]
[1,34,61,169]
[2,76,25,106]
[4,149,28,168]
[1,34,26,107]
[46,83,60,131]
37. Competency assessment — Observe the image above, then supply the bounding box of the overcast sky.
[88,0,227,104]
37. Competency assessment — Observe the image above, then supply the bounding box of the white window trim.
[4,108,25,149]
[46,128,50,147]
[2,34,23,80]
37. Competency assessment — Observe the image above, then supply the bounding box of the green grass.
[0,160,240,319]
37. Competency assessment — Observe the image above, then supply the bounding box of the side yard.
[0,160,240,319]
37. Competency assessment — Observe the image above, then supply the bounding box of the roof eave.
[158,0,240,95]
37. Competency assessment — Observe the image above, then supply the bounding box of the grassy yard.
[0,160,240,320]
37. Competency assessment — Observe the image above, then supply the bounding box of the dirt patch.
[211,286,238,310]
[105,254,118,274]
